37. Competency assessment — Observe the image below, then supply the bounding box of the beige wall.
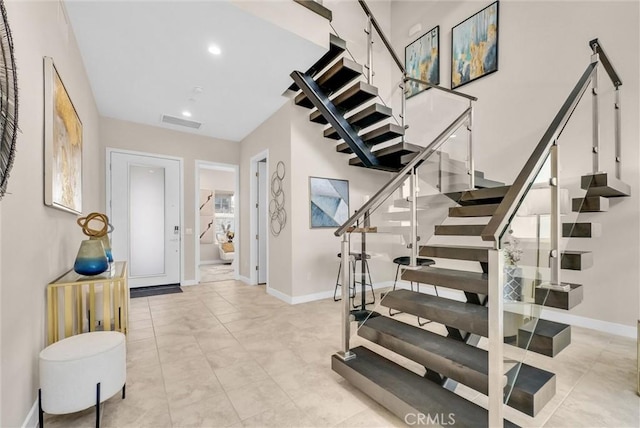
[99,117,240,283]
[239,103,293,296]
[390,0,640,327]
[0,2,102,426]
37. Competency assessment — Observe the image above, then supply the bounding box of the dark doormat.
[130,284,182,299]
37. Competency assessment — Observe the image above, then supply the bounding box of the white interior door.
[257,160,267,284]
[109,151,181,288]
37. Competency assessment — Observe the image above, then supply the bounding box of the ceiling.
[64,0,327,142]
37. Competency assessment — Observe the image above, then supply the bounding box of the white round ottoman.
[39,331,126,428]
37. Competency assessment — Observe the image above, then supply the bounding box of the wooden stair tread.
[449,204,501,217]
[434,224,487,236]
[382,289,489,337]
[332,346,519,427]
[419,244,489,263]
[294,58,362,108]
[348,142,422,171]
[581,172,631,197]
[323,103,391,138]
[401,266,488,295]
[360,316,556,416]
[336,123,404,153]
[288,33,345,91]
[309,81,378,124]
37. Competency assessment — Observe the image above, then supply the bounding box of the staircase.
[289,34,419,172]
[287,5,630,425]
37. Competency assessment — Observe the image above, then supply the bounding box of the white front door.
[109,151,181,288]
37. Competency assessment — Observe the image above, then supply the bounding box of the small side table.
[46,261,129,345]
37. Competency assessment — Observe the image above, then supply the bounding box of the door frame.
[194,160,240,284]
[250,150,269,289]
[105,147,185,285]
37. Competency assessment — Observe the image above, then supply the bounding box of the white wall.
[0,2,102,425]
[199,168,236,263]
[99,117,240,283]
[390,0,640,327]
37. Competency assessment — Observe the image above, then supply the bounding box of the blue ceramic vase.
[74,240,109,276]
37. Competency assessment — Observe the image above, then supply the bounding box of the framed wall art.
[405,25,440,98]
[44,56,83,214]
[309,176,349,228]
[451,1,499,89]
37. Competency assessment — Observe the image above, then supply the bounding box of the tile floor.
[45,280,639,427]
[199,264,235,283]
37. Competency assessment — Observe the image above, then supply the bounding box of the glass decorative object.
[73,240,108,276]
[91,234,113,263]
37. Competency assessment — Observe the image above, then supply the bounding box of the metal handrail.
[334,107,472,237]
[357,0,404,73]
[357,1,477,104]
[590,38,622,87]
[481,61,598,243]
[405,77,478,101]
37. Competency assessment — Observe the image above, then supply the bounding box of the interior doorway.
[250,150,269,289]
[257,160,267,284]
[195,161,239,284]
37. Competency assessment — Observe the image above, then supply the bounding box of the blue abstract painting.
[309,177,349,228]
[405,26,439,98]
[451,1,499,89]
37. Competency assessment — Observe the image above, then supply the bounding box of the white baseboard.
[237,275,252,285]
[267,286,293,304]
[22,398,38,428]
[181,280,198,286]
[540,308,636,338]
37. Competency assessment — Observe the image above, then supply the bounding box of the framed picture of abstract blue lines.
[309,177,349,228]
[451,1,499,89]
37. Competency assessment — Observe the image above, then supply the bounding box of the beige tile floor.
[45,280,639,427]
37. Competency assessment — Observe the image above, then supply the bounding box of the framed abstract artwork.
[451,1,499,89]
[309,177,349,228]
[44,56,83,214]
[405,25,440,98]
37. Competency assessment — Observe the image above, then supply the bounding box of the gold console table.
[47,261,129,345]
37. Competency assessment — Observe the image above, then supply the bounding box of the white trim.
[540,308,636,338]
[105,148,184,287]
[238,275,252,285]
[194,160,240,285]
[181,280,198,287]
[21,399,38,428]
[249,150,269,288]
[267,286,293,304]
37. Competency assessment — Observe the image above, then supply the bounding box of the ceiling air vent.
[161,114,202,129]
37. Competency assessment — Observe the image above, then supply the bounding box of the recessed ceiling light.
[208,45,221,55]
[182,110,192,118]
